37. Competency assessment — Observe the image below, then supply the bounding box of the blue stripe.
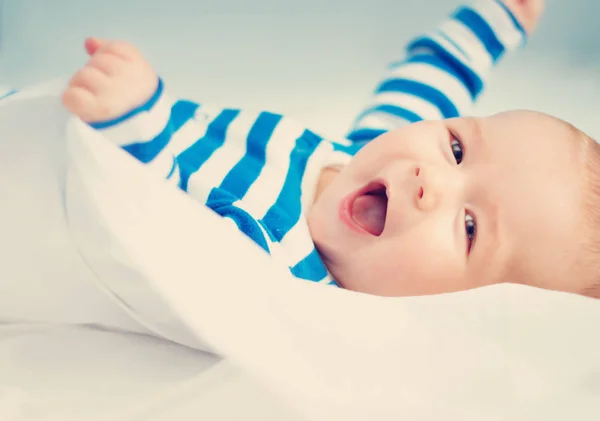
[377,79,459,118]
[261,130,322,241]
[356,104,423,125]
[290,248,329,281]
[405,53,472,95]
[403,53,474,100]
[259,220,279,243]
[121,100,200,163]
[346,128,387,143]
[219,112,282,199]
[333,141,365,156]
[437,30,470,59]
[492,0,527,37]
[170,100,202,131]
[454,7,504,62]
[166,158,177,179]
[206,188,270,253]
[177,109,240,191]
[0,89,17,100]
[90,78,165,129]
[407,37,484,98]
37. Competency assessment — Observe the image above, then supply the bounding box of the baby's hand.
[501,0,545,35]
[62,38,159,123]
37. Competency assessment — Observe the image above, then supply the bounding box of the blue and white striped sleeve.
[347,0,526,143]
[89,78,213,186]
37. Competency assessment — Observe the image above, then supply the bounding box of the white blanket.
[1,84,599,420]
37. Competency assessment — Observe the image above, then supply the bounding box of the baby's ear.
[84,37,106,56]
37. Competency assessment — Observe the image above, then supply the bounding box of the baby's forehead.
[476,111,587,291]
[481,111,584,166]
[488,110,579,138]
[481,111,583,207]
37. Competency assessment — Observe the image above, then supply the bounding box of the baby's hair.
[577,131,600,299]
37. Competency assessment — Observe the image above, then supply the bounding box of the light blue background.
[1,0,598,137]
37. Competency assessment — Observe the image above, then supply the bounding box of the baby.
[61,0,600,299]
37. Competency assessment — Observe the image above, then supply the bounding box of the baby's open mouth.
[350,182,388,236]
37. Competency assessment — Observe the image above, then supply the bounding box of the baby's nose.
[414,165,451,212]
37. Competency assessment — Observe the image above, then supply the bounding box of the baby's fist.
[501,0,545,35]
[63,38,158,124]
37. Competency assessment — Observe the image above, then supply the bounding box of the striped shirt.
[87,0,525,286]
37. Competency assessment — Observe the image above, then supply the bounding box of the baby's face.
[308,111,588,297]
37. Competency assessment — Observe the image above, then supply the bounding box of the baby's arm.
[346,0,544,143]
[63,39,211,184]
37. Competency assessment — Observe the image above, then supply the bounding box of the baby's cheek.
[368,123,446,162]
[355,139,395,168]
[396,229,464,292]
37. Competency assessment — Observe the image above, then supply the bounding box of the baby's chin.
[324,263,390,296]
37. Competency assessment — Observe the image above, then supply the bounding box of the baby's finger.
[69,65,110,95]
[84,37,107,56]
[87,52,127,77]
[100,40,141,62]
[62,86,100,122]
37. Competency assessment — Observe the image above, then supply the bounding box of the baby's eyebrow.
[460,118,488,157]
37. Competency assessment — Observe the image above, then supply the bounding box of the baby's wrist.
[90,78,163,130]
[496,0,544,36]
[456,0,529,55]
[86,78,173,148]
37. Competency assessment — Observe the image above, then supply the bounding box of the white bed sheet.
[0,85,303,421]
[0,323,306,421]
[1,82,599,421]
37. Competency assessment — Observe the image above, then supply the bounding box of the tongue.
[351,195,387,236]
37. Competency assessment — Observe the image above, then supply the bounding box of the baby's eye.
[451,138,464,164]
[465,213,477,253]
